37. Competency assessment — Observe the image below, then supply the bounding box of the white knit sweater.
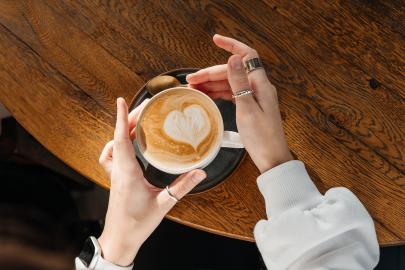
[255,160,379,269]
[76,160,379,270]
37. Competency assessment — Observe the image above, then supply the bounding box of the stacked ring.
[232,89,255,99]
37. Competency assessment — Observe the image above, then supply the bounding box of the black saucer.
[130,68,246,194]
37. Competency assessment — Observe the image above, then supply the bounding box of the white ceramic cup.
[136,87,244,174]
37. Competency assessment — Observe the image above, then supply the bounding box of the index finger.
[213,34,259,60]
[213,34,274,112]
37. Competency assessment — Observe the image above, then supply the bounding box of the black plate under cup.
[130,68,245,194]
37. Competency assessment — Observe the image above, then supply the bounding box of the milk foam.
[163,105,211,149]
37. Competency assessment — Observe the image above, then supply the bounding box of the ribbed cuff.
[257,160,322,219]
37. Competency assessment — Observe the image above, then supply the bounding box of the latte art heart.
[163,105,211,149]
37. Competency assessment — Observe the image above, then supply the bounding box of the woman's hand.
[97,98,207,266]
[187,34,292,173]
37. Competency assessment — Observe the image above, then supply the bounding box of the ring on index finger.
[244,57,264,73]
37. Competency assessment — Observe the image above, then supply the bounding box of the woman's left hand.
[187,34,292,173]
[97,98,207,267]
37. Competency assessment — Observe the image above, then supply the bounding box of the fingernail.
[130,128,136,139]
[231,57,242,70]
[192,170,206,183]
[186,74,193,82]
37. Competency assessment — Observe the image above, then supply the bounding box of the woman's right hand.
[187,34,292,173]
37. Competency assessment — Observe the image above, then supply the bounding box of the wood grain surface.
[0,0,404,244]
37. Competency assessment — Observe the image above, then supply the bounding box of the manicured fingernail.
[231,57,242,70]
[192,170,206,183]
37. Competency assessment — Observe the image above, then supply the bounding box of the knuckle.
[234,76,249,87]
[176,185,188,198]
[248,49,258,58]
[237,109,255,120]
[175,181,192,198]
[230,43,236,53]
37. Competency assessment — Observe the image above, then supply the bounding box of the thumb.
[158,170,206,209]
[169,169,206,200]
[227,55,258,111]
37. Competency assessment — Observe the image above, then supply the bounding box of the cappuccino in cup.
[136,87,243,174]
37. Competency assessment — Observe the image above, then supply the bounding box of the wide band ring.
[165,186,179,202]
[232,89,254,99]
[245,57,264,73]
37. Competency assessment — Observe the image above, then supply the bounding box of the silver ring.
[232,89,254,99]
[165,186,179,202]
[245,57,264,73]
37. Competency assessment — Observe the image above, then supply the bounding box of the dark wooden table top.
[0,0,404,245]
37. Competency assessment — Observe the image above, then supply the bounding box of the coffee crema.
[138,88,222,170]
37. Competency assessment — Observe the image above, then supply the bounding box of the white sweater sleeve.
[254,160,379,270]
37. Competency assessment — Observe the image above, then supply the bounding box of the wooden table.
[0,0,404,245]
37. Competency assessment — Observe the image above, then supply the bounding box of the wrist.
[259,144,293,173]
[259,155,293,173]
[98,232,141,267]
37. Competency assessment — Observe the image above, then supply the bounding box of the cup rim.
[135,86,224,174]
